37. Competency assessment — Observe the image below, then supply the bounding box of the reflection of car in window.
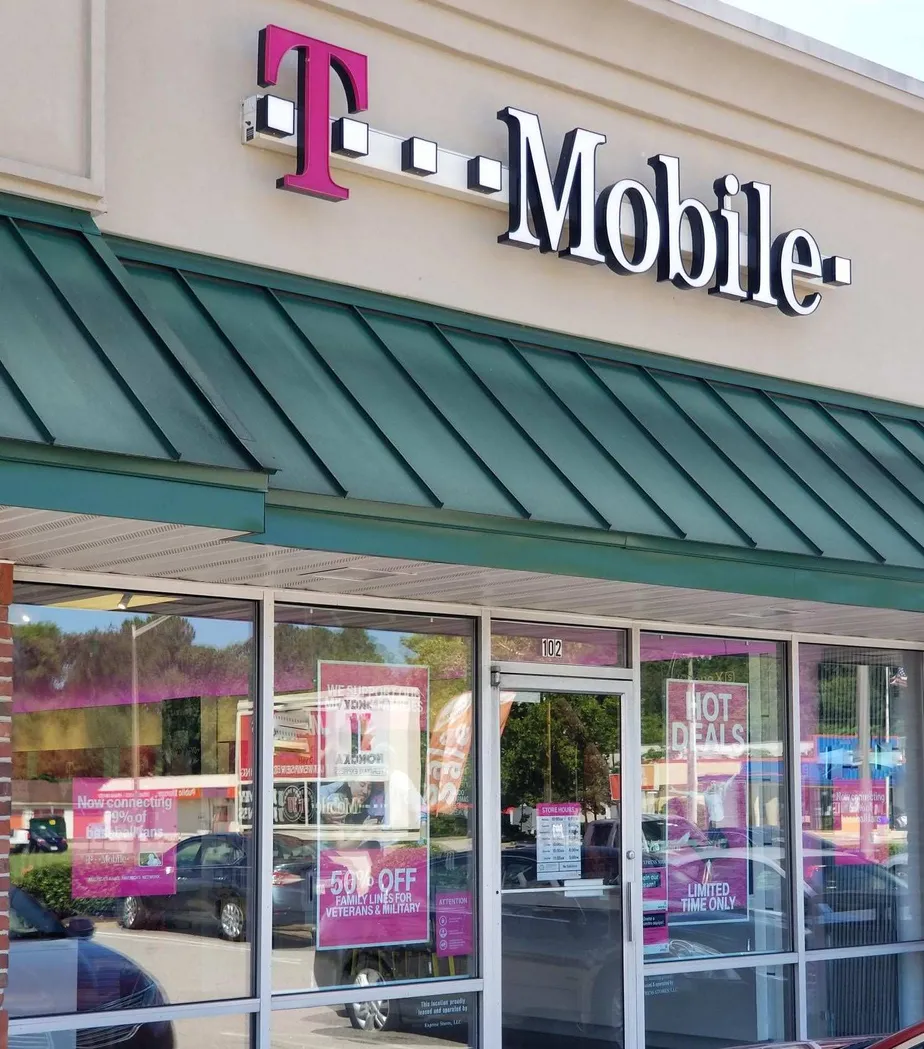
[738,1017,924,1049]
[882,852,908,883]
[501,853,537,890]
[119,831,316,942]
[638,813,709,853]
[11,818,68,856]
[8,887,173,1049]
[586,822,612,847]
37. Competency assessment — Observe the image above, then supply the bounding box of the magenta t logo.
[258,24,368,201]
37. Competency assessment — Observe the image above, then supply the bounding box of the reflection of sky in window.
[375,631,407,660]
[10,605,252,648]
[10,606,409,660]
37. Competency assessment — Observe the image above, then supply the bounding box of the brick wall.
[0,563,12,1049]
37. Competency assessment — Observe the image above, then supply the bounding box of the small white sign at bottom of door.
[536,802,582,880]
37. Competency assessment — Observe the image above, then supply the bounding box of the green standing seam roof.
[6,190,924,608]
[113,244,924,574]
[0,203,271,476]
[0,197,273,532]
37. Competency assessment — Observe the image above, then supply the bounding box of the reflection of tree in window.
[274,623,383,690]
[14,615,254,707]
[162,696,202,775]
[501,695,619,821]
[402,631,475,844]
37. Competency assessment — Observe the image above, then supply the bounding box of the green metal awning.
[4,189,924,611]
[0,194,268,533]
[113,237,924,575]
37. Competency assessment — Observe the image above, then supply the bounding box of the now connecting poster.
[72,778,179,899]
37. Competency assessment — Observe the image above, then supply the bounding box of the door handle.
[626,881,634,942]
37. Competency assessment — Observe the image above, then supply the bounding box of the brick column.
[0,563,12,1049]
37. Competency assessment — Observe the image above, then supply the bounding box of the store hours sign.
[248,24,852,317]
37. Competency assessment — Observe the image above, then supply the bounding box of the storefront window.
[807,954,924,1039]
[9,585,255,1016]
[640,633,789,959]
[800,645,924,949]
[9,1011,251,1049]
[645,965,794,1049]
[272,606,476,993]
[271,994,476,1045]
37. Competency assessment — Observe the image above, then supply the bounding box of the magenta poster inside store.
[643,678,752,954]
[314,661,431,951]
[72,778,179,898]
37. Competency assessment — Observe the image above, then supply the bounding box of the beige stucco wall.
[4,0,924,404]
[0,0,104,207]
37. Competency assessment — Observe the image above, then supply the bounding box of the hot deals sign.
[666,679,749,756]
[664,680,751,929]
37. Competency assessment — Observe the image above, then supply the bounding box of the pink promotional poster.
[72,778,178,899]
[315,661,431,951]
[666,679,749,757]
[642,866,670,955]
[435,892,473,958]
[831,778,889,863]
[668,854,750,924]
[832,778,888,829]
[317,844,429,949]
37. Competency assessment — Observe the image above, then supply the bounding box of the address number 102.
[541,638,564,658]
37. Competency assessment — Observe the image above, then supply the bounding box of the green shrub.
[17,859,118,920]
[18,862,76,917]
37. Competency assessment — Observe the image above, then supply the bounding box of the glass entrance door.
[495,671,637,1049]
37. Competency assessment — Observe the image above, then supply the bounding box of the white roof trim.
[636,0,924,107]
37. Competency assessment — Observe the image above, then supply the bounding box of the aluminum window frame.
[491,659,642,1049]
[790,638,809,1040]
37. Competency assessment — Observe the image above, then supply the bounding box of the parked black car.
[8,886,173,1049]
[120,831,315,941]
[10,817,68,856]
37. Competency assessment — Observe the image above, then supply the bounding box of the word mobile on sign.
[248,25,852,318]
[498,110,849,316]
[666,679,748,754]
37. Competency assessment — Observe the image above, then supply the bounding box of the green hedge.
[17,860,118,920]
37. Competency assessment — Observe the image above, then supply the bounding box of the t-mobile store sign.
[250,24,852,318]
